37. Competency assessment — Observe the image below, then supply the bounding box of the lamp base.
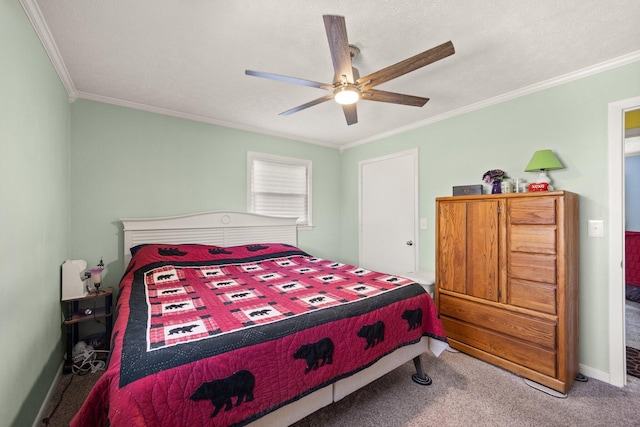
[535,171,551,184]
[529,170,554,191]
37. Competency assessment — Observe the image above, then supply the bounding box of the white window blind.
[248,153,312,226]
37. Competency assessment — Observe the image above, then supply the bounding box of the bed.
[71,211,447,427]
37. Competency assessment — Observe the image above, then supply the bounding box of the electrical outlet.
[588,220,604,237]
[420,218,428,230]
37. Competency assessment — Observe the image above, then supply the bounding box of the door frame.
[608,96,640,387]
[358,148,419,272]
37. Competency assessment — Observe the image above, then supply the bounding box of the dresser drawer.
[510,225,557,255]
[509,278,557,315]
[509,252,557,285]
[439,294,557,349]
[442,316,557,377]
[508,197,556,225]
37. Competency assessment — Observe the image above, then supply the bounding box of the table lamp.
[91,259,105,294]
[525,149,564,191]
[90,267,103,293]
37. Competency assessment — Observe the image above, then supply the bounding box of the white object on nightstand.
[405,270,435,298]
[62,259,90,300]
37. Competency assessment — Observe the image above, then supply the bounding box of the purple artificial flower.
[482,169,506,183]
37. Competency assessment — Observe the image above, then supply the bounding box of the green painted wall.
[0,1,71,426]
[5,0,640,421]
[341,61,640,374]
[69,100,342,288]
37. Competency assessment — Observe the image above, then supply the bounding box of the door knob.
[406,240,414,246]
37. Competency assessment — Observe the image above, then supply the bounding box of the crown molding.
[19,0,337,149]
[75,91,341,150]
[19,0,78,100]
[342,50,640,151]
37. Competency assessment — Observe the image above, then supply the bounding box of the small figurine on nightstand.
[91,258,105,294]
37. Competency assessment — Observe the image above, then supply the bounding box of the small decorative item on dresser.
[453,185,483,196]
[482,169,507,194]
[514,178,528,193]
[500,179,513,193]
[529,182,549,192]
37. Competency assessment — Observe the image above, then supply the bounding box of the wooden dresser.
[435,191,579,394]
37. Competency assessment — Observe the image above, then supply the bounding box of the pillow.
[129,243,305,265]
[129,244,148,257]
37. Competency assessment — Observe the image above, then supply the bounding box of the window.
[247,152,312,227]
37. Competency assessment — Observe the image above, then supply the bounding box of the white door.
[359,149,418,275]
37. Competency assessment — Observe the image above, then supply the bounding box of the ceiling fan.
[245,15,455,125]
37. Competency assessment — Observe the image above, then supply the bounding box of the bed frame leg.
[411,355,432,385]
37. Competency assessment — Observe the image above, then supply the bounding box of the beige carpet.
[627,299,640,379]
[293,350,640,427]
[42,350,640,427]
[41,370,104,427]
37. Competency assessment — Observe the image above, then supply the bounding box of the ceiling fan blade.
[357,41,455,90]
[245,70,333,90]
[362,88,429,107]
[342,103,358,125]
[323,15,354,83]
[280,94,334,116]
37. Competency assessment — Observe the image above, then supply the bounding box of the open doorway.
[608,97,640,387]
[624,110,640,378]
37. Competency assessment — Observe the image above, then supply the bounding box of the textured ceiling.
[22,0,640,149]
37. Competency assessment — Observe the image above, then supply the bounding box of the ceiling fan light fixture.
[334,86,360,105]
[247,15,455,125]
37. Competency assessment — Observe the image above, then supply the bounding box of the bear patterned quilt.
[71,243,446,427]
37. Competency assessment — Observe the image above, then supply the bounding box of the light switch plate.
[420,218,428,230]
[588,220,604,237]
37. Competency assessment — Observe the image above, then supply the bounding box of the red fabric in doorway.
[626,231,640,287]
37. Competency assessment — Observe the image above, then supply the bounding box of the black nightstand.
[63,287,113,373]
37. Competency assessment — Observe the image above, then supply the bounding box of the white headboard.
[121,211,298,265]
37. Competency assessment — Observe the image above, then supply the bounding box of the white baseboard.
[579,362,612,385]
[33,362,64,427]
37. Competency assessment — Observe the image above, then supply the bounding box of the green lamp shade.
[525,149,564,171]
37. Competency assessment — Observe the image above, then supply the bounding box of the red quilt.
[71,243,446,427]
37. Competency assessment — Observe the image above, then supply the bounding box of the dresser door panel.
[466,201,500,301]
[437,201,467,294]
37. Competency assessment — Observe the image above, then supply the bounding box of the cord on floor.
[71,349,109,375]
[41,348,110,425]
[41,374,74,426]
